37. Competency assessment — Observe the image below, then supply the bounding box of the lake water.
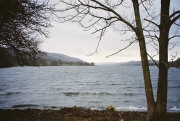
[0,65,179,112]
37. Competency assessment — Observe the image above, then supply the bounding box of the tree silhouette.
[0,0,55,66]
[58,0,180,121]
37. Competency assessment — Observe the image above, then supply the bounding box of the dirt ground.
[0,107,180,121]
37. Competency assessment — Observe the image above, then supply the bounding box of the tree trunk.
[133,0,171,121]
[132,1,155,120]
[154,0,170,120]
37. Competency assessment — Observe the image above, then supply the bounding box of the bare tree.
[58,0,180,121]
[0,0,56,66]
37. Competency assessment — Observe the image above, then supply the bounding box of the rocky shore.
[0,107,180,121]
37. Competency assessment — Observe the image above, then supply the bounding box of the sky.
[41,0,180,64]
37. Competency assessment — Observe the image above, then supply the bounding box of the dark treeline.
[0,47,19,67]
[0,0,55,66]
[0,47,94,67]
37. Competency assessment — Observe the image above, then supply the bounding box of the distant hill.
[120,58,180,68]
[120,60,141,66]
[119,60,158,66]
[35,52,94,66]
[0,50,94,67]
[169,58,180,68]
[42,53,82,62]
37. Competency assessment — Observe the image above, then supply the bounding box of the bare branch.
[169,35,180,40]
[90,0,136,32]
[174,22,180,26]
[87,20,116,56]
[87,27,105,56]
[144,18,159,28]
[171,15,180,24]
[170,10,180,25]
[106,39,136,58]
[140,44,159,68]
[169,28,180,40]
[59,0,136,32]
[169,42,177,50]
[170,10,180,18]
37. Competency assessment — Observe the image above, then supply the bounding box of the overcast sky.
[41,0,180,64]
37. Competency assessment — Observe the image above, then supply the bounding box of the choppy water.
[0,65,179,112]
